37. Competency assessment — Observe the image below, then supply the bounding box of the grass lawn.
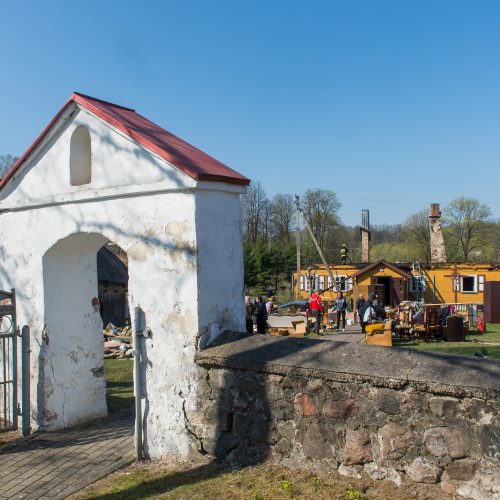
[104,358,134,414]
[74,461,446,500]
[299,323,500,359]
[395,322,500,360]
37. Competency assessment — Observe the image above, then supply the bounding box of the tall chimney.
[360,209,371,263]
[429,203,447,263]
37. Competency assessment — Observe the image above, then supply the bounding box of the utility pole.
[444,262,461,304]
[300,208,336,289]
[295,195,301,300]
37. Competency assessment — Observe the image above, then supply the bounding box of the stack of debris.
[269,319,307,337]
[104,339,133,358]
[103,323,134,358]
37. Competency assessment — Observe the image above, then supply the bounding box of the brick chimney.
[360,209,370,263]
[429,203,447,263]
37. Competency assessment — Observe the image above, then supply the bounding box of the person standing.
[356,294,365,326]
[334,292,348,331]
[245,295,255,335]
[266,297,274,315]
[362,298,376,325]
[309,289,323,335]
[255,295,268,334]
[340,244,349,264]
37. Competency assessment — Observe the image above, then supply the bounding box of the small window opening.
[70,126,91,185]
[461,276,476,293]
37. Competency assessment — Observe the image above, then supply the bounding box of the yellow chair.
[366,320,393,347]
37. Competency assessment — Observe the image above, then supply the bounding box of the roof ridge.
[73,92,136,112]
[0,93,250,191]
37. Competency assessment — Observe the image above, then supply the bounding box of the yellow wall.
[421,264,500,304]
[293,263,500,305]
[294,265,357,300]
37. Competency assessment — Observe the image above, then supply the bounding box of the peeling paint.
[91,366,104,377]
[0,108,246,461]
[128,239,155,262]
[43,409,58,422]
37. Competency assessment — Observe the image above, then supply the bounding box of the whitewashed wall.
[0,104,246,459]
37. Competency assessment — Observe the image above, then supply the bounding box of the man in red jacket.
[309,290,323,335]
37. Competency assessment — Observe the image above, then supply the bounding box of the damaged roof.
[97,247,128,285]
[0,92,250,190]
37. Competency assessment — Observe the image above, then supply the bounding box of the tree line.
[242,182,499,296]
[2,153,498,297]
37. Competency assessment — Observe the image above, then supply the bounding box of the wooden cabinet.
[484,281,500,323]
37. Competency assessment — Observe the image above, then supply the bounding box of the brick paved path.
[0,413,134,499]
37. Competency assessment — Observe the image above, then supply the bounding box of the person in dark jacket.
[334,292,348,331]
[245,295,255,334]
[255,295,268,334]
[340,244,349,264]
[356,294,365,327]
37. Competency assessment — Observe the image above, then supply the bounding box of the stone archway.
[40,232,116,429]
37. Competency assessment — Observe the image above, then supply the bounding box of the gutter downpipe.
[133,306,143,462]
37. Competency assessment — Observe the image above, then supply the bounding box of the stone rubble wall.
[193,336,499,500]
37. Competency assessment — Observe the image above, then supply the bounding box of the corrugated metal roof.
[0,92,250,190]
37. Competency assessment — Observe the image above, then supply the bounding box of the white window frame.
[410,275,425,293]
[318,275,325,291]
[300,275,305,291]
[305,275,311,291]
[478,275,485,292]
[327,275,333,290]
[334,275,348,292]
[460,275,477,293]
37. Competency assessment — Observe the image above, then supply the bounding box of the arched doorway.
[41,232,131,429]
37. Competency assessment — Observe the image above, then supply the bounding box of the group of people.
[309,289,349,334]
[313,290,385,335]
[245,287,384,336]
[355,294,385,333]
[245,295,274,335]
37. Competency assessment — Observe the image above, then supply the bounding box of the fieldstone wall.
[193,336,499,500]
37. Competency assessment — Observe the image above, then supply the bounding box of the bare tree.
[400,210,431,262]
[301,189,341,257]
[241,181,268,244]
[261,199,271,245]
[444,197,492,261]
[0,154,18,179]
[269,193,295,244]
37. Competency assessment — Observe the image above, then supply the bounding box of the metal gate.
[0,289,30,435]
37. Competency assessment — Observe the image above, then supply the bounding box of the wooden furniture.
[484,281,500,323]
[366,320,393,347]
[394,307,413,341]
[426,306,439,340]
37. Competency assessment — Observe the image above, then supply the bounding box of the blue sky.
[1,1,499,226]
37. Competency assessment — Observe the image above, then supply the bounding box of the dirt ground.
[0,429,21,447]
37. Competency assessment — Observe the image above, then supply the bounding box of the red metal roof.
[0,92,250,190]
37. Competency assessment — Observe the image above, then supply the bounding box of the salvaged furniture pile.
[393,301,472,342]
[103,323,133,358]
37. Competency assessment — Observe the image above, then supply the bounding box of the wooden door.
[369,278,385,306]
[392,278,405,306]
